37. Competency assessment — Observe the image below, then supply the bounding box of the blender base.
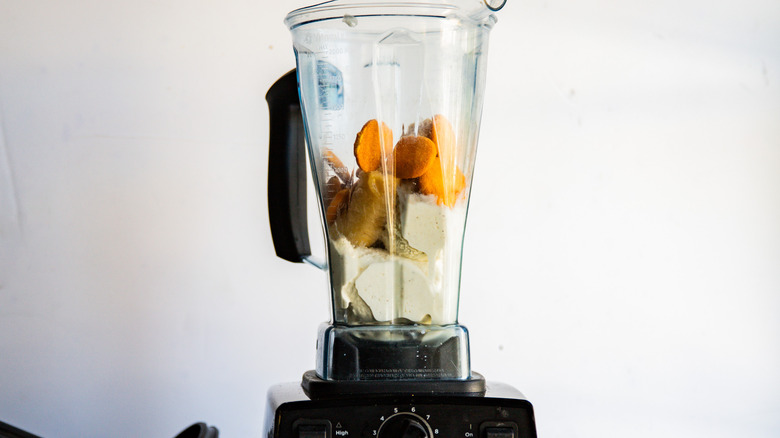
[317,323,472,381]
[264,374,537,438]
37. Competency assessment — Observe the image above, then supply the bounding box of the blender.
[265,1,537,437]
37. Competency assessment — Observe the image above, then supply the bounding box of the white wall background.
[1,1,779,437]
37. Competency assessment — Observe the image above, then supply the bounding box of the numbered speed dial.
[377,413,433,438]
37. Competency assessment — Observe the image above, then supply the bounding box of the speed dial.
[376,413,433,438]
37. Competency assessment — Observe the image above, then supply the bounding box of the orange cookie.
[418,157,466,207]
[326,188,350,224]
[417,114,456,159]
[324,175,342,208]
[354,119,393,172]
[324,149,351,184]
[392,135,437,179]
[416,118,433,139]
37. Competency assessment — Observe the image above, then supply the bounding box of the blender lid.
[284,0,505,29]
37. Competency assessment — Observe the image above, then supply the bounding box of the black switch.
[298,424,328,438]
[484,427,515,438]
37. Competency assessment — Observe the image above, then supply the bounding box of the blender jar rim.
[285,1,498,30]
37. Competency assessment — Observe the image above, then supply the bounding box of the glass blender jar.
[267,0,504,384]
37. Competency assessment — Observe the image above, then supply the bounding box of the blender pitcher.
[267,0,503,382]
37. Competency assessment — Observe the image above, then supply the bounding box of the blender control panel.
[270,392,536,438]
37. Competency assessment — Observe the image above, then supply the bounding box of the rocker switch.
[483,427,515,438]
[298,424,328,438]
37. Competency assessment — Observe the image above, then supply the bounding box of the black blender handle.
[266,69,311,263]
